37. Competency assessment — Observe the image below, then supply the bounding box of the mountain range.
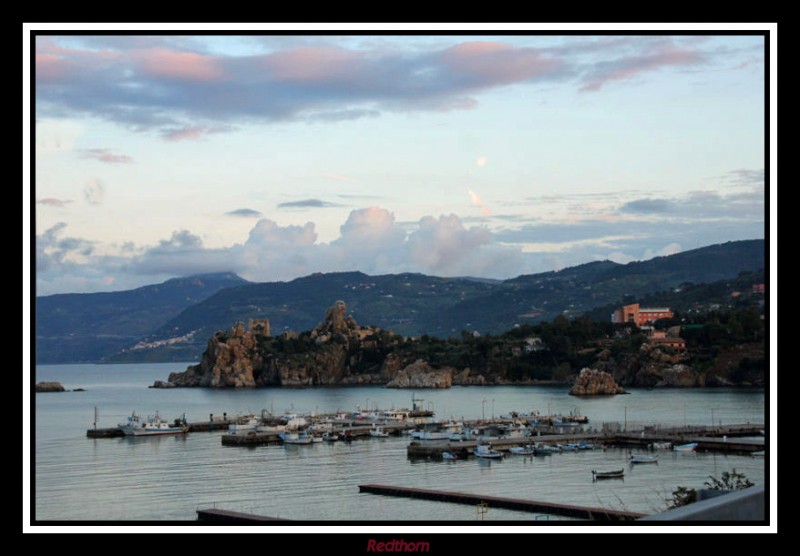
[34,239,765,364]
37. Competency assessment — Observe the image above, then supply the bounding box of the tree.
[668,469,753,509]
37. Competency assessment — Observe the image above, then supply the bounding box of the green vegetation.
[668,469,755,509]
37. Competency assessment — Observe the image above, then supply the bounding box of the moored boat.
[442,451,457,461]
[592,469,624,480]
[473,443,503,459]
[508,446,534,456]
[673,442,699,452]
[533,443,560,455]
[279,430,314,444]
[629,454,659,464]
[118,411,188,436]
[370,426,390,438]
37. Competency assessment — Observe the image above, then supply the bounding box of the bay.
[33,363,766,522]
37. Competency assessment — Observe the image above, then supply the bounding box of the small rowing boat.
[592,469,624,480]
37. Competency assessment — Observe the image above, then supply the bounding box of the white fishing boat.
[227,417,259,435]
[118,411,187,436]
[279,430,313,445]
[649,442,672,450]
[508,446,534,456]
[473,443,503,459]
[629,454,659,464]
[673,442,699,452]
[370,426,390,438]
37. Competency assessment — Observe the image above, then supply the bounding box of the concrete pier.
[197,508,291,522]
[358,484,645,520]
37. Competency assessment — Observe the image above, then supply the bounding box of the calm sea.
[32,363,766,522]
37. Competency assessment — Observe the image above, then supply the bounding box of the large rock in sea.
[36,381,65,392]
[569,368,627,396]
[385,359,453,389]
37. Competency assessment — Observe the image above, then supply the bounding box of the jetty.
[196,508,290,522]
[358,484,644,521]
[406,424,764,459]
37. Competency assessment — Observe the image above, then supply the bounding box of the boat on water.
[577,440,599,450]
[279,430,314,445]
[751,450,765,457]
[673,442,699,452]
[649,442,672,450]
[557,443,580,452]
[508,446,534,456]
[473,443,503,459]
[592,469,624,480]
[533,443,560,455]
[442,451,458,461]
[118,412,188,436]
[227,416,259,435]
[629,454,659,464]
[370,426,390,438]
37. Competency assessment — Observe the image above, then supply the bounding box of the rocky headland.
[156,301,762,390]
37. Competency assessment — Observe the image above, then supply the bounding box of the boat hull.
[120,426,186,436]
[593,469,624,480]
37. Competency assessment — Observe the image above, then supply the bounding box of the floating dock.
[358,484,645,521]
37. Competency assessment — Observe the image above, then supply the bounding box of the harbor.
[38,363,767,521]
[86,402,765,457]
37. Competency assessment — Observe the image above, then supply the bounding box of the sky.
[28,27,770,296]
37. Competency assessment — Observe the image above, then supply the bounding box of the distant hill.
[105,239,764,363]
[426,239,767,334]
[35,273,249,363]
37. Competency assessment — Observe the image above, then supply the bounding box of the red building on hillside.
[611,303,673,326]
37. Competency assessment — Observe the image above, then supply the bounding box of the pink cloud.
[439,41,563,87]
[137,47,225,81]
[35,53,71,81]
[35,38,120,82]
[160,125,229,142]
[262,47,360,82]
[80,148,134,164]
[581,46,704,92]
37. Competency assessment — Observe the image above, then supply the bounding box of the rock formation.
[385,359,453,388]
[35,381,65,392]
[162,301,400,388]
[569,368,627,396]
